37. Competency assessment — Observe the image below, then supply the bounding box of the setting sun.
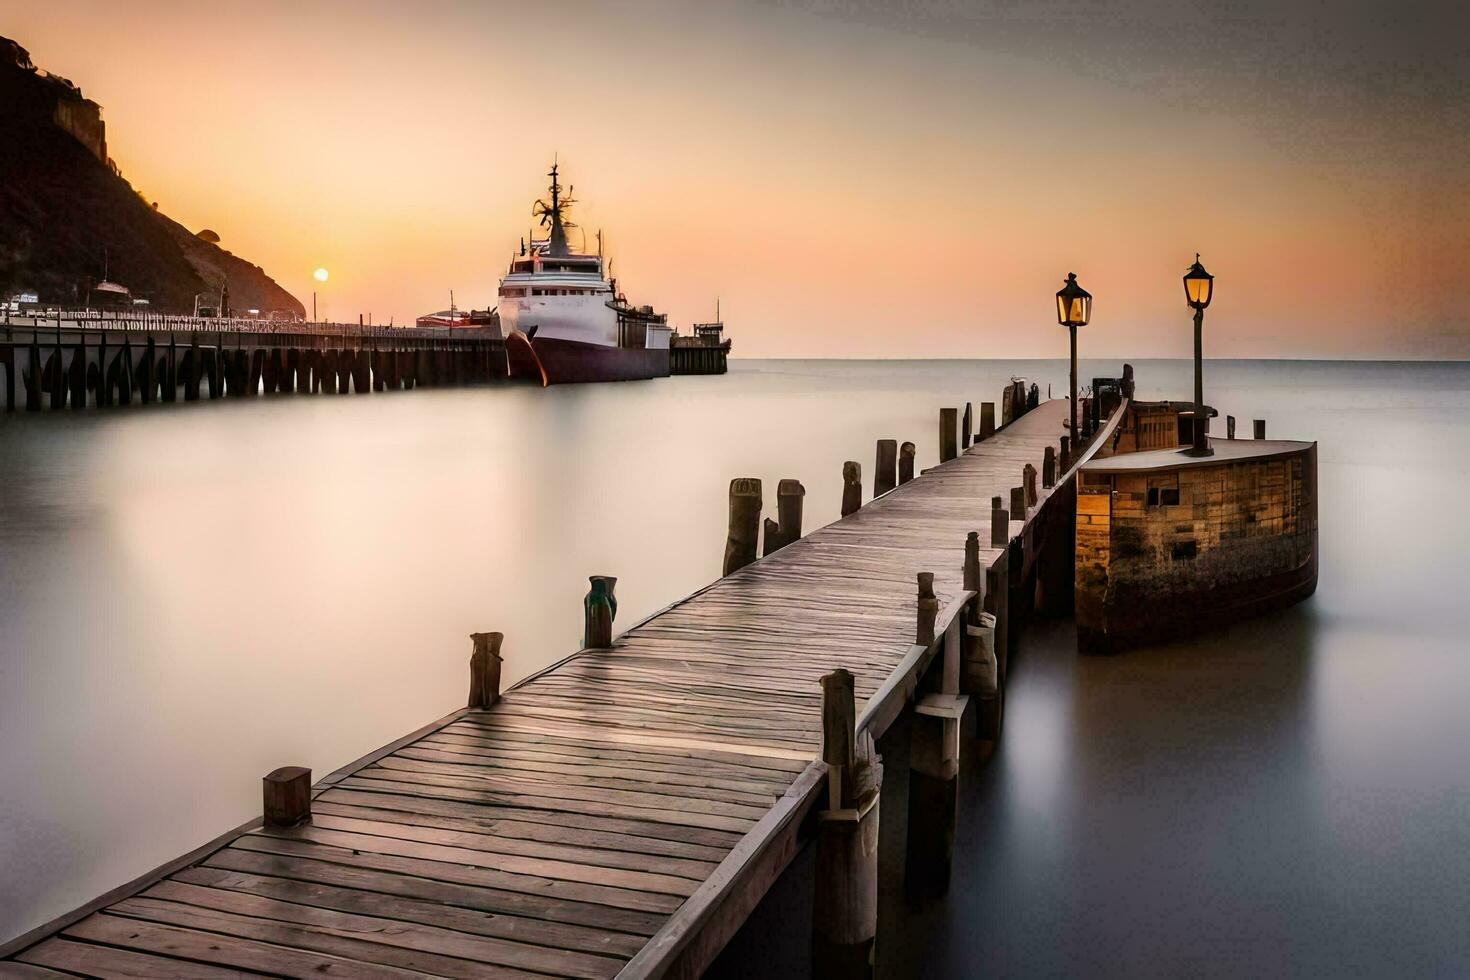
[313,267,329,283]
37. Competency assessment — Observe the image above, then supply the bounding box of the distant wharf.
[0,382,1122,978]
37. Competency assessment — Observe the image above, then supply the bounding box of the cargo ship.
[498,163,671,385]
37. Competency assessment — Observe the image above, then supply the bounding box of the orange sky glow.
[10,0,1469,357]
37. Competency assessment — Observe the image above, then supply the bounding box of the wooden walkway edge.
[2,397,1122,979]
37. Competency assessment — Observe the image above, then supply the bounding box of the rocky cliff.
[0,36,304,316]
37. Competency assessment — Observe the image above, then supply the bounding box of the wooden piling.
[978,402,995,441]
[962,402,973,449]
[898,442,915,485]
[1227,415,1236,439]
[907,612,966,897]
[262,766,311,828]
[875,439,898,497]
[467,631,504,708]
[777,479,805,547]
[763,518,782,558]
[585,576,617,648]
[841,462,862,517]
[939,408,958,463]
[991,498,1009,547]
[1059,435,1071,474]
[814,669,880,980]
[1010,485,1026,522]
[1254,419,1266,439]
[964,531,981,591]
[1023,463,1038,508]
[723,478,762,575]
[1042,446,1056,488]
[916,572,938,646]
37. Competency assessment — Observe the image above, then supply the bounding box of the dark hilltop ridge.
[0,36,304,316]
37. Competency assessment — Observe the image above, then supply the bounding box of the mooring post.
[1226,414,1236,439]
[1023,463,1038,509]
[966,605,1001,741]
[723,479,762,575]
[1060,435,1071,474]
[762,518,782,558]
[985,556,1010,681]
[262,766,311,828]
[898,442,915,485]
[908,608,967,897]
[468,631,504,708]
[1254,419,1266,439]
[916,572,939,646]
[978,402,995,441]
[962,402,973,449]
[875,439,897,497]
[585,576,617,648]
[939,408,958,463]
[777,478,805,548]
[814,669,881,979]
[991,497,1009,547]
[964,531,981,591]
[1010,485,1026,523]
[1042,446,1056,488]
[841,462,862,517]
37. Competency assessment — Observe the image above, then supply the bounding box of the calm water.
[2,358,1468,968]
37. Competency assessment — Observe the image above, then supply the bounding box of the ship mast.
[533,159,577,258]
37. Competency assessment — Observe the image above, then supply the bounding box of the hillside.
[0,36,304,316]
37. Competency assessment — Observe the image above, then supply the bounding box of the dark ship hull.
[506,331,670,386]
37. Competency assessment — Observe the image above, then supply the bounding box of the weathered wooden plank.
[17,939,254,978]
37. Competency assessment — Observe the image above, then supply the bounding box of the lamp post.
[1183,254,1214,456]
[1055,272,1092,443]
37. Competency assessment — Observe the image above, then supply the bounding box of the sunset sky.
[10,0,1469,358]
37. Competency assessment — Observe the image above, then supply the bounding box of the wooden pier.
[0,391,1125,978]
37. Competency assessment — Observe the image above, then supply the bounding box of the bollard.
[939,408,958,463]
[898,442,915,484]
[841,462,862,517]
[777,479,805,547]
[962,402,973,449]
[814,669,881,979]
[1227,415,1236,440]
[1060,435,1071,474]
[762,517,782,558]
[916,572,938,646]
[1010,485,1026,522]
[723,478,763,575]
[1023,463,1038,509]
[468,632,504,708]
[978,402,995,441]
[1254,419,1266,439]
[875,439,898,497]
[263,767,312,828]
[1042,446,1056,488]
[964,531,981,591]
[585,576,617,648]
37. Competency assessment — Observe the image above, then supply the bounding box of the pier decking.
[1,398,1100,979]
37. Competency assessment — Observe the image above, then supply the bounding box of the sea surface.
[1,358,1467,972]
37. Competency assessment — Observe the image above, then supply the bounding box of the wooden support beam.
[898,442,915,485]
[961,402,973,449]
[762,517,782,558]
[1060,435,1071,474]
[1227,414,1236,439]
[1254,419,1266,439]
[964,531,980,591]
[1024,463,1038,509]
[991,497,1009,547]
[1010,485,1026,523]
[262,767,311,828]
[1043,445,1056,488]
[939,408,958,463]
[467,631,503,708]
[916,572,938,647]
[978,401,995,440]
[841,462,862,517]
[874,439,897,497]
[777,478,804,547]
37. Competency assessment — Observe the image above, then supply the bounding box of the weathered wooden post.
[991,496,1009,547]
[841,462,862,517]
[874,439,897,496]
[585,576,617,648]
[907,605,967,896]
[1060,435,1071,474]
[966,607,1001,741]
[962,402,973,449]
[939,408,958,463]
[263,766,311,828]
[814,669,881,978]
[1000,386,1013,427]
[468,632,504,708]
[1042,446,1056,488]
[1254,419,1266,439]
[978,402,995,441]
[1226,415,1236,439]
[1010,485,1026,522]
[722,479,762,575]
[985,557,1010,681]
[1023,463,1038,509]
[898,442,915,485]
[916,572,938,646]
[777,479,805,547]
[964,531,981,591]
[762,518,782,558]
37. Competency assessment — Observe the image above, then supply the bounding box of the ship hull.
[506,331,669,386]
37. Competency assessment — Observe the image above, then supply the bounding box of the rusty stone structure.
[1075,436,1318,652]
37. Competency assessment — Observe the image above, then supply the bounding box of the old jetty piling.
[1,385,1130,978]
[0,316,507,411]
